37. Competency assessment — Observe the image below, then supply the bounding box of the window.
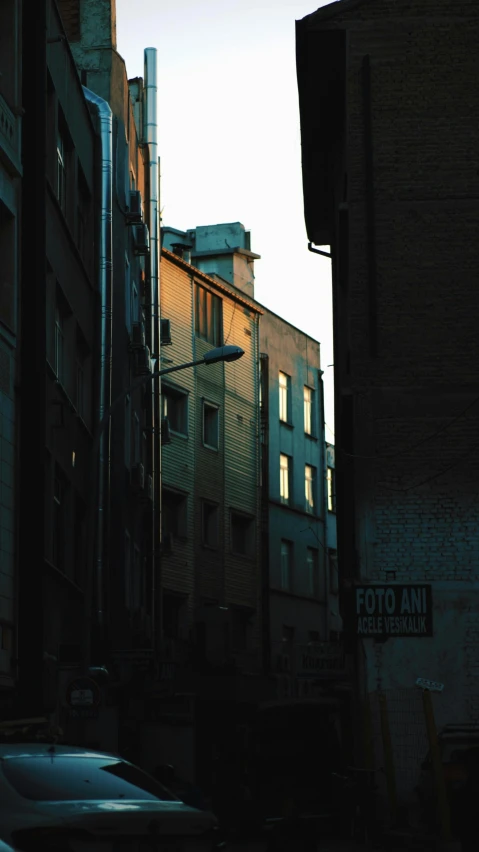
[202,501,218,548]
[77,169,90,262]
[280,454,291,505]
[231,608,249,652]
[282,624,294,646]
[309,630,320,644]
[329,548,339,594]
[56,130,67,214]
[124,395,131,468]
[162,488,188,539]
[1,756,176,802]
[305,465,316,514]
[203,401,219,449]
[280,540,292,591]
[52,466,67,572]
[304,386,314,435]
[76,330,88,421]
[231,512,254,556]
[279,371,291,423]
[195,284,222,346]
[327,467,336,513]
[162,384,188,435]
[307,547,320,598]
[54,305,64,382]
[74,496,86,587]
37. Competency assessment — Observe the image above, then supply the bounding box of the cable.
[223,298,237,345]
[342,394,479,461]
[377,439,479,492]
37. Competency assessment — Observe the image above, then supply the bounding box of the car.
[415,724,479,832]
[0,743,219,851]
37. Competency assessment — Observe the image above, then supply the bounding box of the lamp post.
[88,344,245,665]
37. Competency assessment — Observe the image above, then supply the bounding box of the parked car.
[415,724,479,832]
[0,743,219,851]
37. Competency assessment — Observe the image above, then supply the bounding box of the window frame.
[230,510,254,558]
[162,383,189,437]
[202,400,219,450]
[195,283,222,346]
[279,371,291,424]
[280,453,291,505]
[304,385,314,436]
[305,464,316,515]
[162,487,188,540]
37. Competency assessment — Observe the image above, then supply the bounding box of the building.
[17,0,97,722]
[0,0,22,716]
[158,227,264,788]
[258,308,341,700]
[296,0,479,813]
[57,0,161,756]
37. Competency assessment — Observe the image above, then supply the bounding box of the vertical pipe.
[144,49,161,653]
[82,87,113,633]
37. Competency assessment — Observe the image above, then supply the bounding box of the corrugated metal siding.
[159,258,195,617]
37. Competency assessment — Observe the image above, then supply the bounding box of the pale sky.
[116,0,334,436]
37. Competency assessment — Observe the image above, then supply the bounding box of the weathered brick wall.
[316,0,479,803]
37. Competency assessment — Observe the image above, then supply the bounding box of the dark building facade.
[297,0,479,813]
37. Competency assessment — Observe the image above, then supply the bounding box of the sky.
[116,0,335,437]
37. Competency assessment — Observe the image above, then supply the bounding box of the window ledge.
[169,430,189,440]
[231,550,255,561]
[280,420,294,430]
[305,432,318,441]
[202,543,219,552]
[203,443,219,452]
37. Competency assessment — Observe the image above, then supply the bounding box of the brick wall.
[307,0,479,804]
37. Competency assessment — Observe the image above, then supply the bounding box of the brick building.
[296,0,479,810]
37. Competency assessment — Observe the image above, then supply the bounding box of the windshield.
[2,756,178,802]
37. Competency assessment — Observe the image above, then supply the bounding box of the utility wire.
[378,438,479,492]
[342,394,479,461]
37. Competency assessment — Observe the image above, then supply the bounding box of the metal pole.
[378,693,397,826]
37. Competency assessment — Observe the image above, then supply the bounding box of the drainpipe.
[83,87,113,635]
[144,49,161,653]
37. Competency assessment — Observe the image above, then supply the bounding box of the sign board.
[355,584,433,637]
[296,643,346,678]
[66,676,100,720]
[416,678,444,692]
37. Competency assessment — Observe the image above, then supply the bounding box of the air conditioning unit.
[127,190,143,223]
[135,345,152,375]
[147,474,153,501]
[160,318,172,346]
[130,321,146,349]
[133,222,150,255]
[130,462,145,491]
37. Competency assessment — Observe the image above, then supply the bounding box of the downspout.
[83,87,113,634]
[144,48,160,653]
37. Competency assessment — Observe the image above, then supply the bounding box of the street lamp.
[97,344,244,439]
[89,342,245,651]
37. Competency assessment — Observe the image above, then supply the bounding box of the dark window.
[280,540,293,591]
[231,608,250,652]
[162,489,188,538]
[76,329,88,422]
[231,512,254,557]
[203,401,219,449]
[74,496,86,587]
[195,284,222,346]
[309,630,320,644]
[162,384,188,435]
[1,756,176,802]
[202,501,218,548]
[163,593,184,639]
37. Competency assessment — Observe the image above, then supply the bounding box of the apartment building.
[297,0,479,811]
[0,0,22,716]
[17,0,97,722]
[57,0,160,756]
